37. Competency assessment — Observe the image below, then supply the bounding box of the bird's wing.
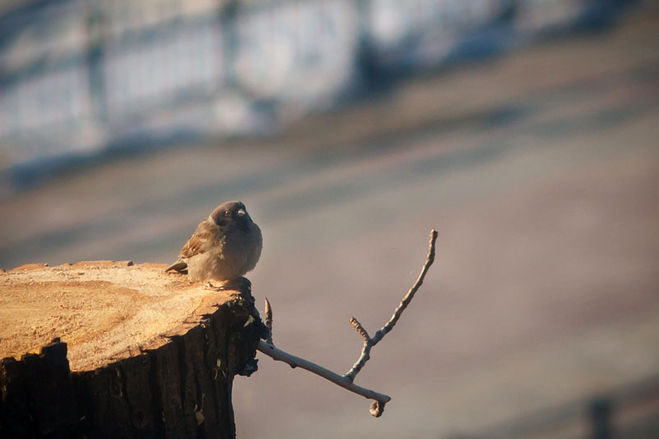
[164,220,215,273]
[179,220,215,258]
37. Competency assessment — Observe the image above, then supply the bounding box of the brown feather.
[179,220,216,258]
[164,220,215,273]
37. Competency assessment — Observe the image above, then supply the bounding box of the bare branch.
[257,340,391,416]
[264,297,273,344]
[376,227,437,343]
[256,229,438,417]
[344,228,438,380]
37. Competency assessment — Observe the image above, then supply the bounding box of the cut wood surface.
[0,260,263,439]
[0,260,238,371]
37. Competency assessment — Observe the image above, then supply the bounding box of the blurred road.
[1,10,659,439]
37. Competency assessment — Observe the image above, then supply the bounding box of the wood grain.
[0,261,263,439]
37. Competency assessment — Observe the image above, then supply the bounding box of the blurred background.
[1,0,658,437]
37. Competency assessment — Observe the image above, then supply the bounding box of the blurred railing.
[0,0,633,189]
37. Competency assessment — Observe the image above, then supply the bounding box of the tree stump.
[0,261,264,439]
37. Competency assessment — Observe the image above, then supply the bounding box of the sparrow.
[165,201,262,289]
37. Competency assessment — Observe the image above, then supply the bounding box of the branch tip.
[370,400,385,417]
[349,316,370,343]
[264,297,273,344]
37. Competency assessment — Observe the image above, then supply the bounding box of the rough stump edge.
[0,286,265,439]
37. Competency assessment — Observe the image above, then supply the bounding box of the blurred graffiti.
[0,0,635,189]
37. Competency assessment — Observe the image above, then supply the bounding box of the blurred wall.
[0,0,632,189]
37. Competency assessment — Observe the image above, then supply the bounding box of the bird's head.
[209,200,252,230]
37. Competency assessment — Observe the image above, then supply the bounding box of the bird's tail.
[165,260,188,274]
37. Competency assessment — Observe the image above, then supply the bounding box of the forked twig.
[345,228,438,381]
[256,228,438,417]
